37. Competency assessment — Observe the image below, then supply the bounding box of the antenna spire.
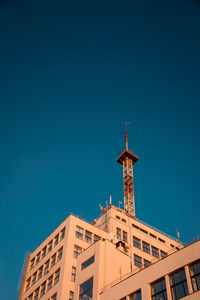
[122,121,130,151]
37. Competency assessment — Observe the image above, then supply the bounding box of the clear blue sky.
[0,1,200,299]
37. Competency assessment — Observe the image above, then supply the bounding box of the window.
[42,246,47,258]
[133,236,141,249]
[116,228,121,239]
[132,224,140,230]
[32,272,37,285]
[152,246,159,258]
[85,230,92,243]
[151,277,167,300]
[38,266,43,279]
[34,288,39,300]
[94,235,100,242]
[79,277,93,300]
[47,276,53,290]
[170,267,189,300]
[58,247,63,261]
[51,294,57,300]
[123,231,127,243]
[51,255,56,268]
[54,235,59,246]
[71,266,76,282]
[150,233,157,239]
[69,291,74,300]
[161,251,167,258]
[28,294,33,300]
[76,226,83,240]
[73,245,82,258]
[25,278,31,291]
[130,289,142,300]
[142,241,150,254]
[30,258,35,270]
[40,281,46,297]
[48,240,53,252]
[61,228,65,240]
[122,218,126,223]
[170,244,175,248]
[144,259,151,268]
[54,269,60,284]
[44,260,50,274]
[190,259,200,292]
[134,254,142,268]
[81,256,95,270]
[36,252,40,264]
[116,215,120,220]
[158,238,166,243]
[140,228,148,234]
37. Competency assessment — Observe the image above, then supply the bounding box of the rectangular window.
[158,238,166,243]
[32,272,37,285]
[51,294,57,300]
[48,240,53,252]
[133,236,141,249]
[71,266,76,282]
[38,266,43,279]
[79,277,93,300]
[36,252,40,264]
[190,259,200,292]
[51,254,56,268]
[150,233,157,239]
[47,275,53,290]
[161,251,167,258]
[58,247,63,261]
[122,218,126,223]
[54,235,59,246]
[151,277,167,300]
[60,228,65,240]
[44,260,50,274]
[54,269,60,284]
[81,256,95,270]
[123,231,127,243]
[152,246,159,258]
[30,258,35,270]
[25,278,31,291]
[69,291,74,300]
[132,224,140,230]
[144,259,151,268]
[94,235,100,242]
[170,267,189,300]
[116,215,120,220]
[29,294,33,300]
[116,228,121,239]
[40,281,46,297]
[140,228,148,234]
[130,289,142,300]
[76,226,83,240]
[142,241,150,254]
[85,230,92,243]
[42,246,47,258]
[73,245,82,258]
[134,254,142,268]
[34,288,39,300]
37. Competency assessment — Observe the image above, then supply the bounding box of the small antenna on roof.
[176,227,180,242]
[122,121,131,150]
[110,194,112,205]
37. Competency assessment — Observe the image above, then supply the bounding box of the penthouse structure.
[19,132,200,300]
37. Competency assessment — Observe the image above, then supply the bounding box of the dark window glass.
[123,231,127,243]
[42,247,47,258]
[161,251,167,258]
[144,259,151,268]
[73,245,82,258]
[116,228,121,239]
[94,235,100,242]
[170,268,189,300]
[190,260,200,292]
[55,235,59,246]
[55,269,60,284]
[69,291,74,300]
[151,277,167,300]
[41,281,46,296]
[85,231,92,243]
[61,228,65,239]
[48,240,53,252]
[81,256,95,270]
[152,246,159,258]
[130,289,142,300]
[134,254,142,267]
[79,277,93,300]
[142,241,150,254]
[133,236,141,249]
[71,267,76,282]
[76,226,83,240]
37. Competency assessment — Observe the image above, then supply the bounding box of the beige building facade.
[19,136,200,300]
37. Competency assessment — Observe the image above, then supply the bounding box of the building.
[19,133,200,300]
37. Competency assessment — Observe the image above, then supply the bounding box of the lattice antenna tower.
[116,124,139,217]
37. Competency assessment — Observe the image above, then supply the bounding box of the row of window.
[76,226,100,244]
[120,259,200,300]
[133,236,167,259]
[116,215,178,248]
[25,269,60,300]
[29,228,65,271]
[116,228,128,242]
[134,254,151,268]
[25,247,63,291]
